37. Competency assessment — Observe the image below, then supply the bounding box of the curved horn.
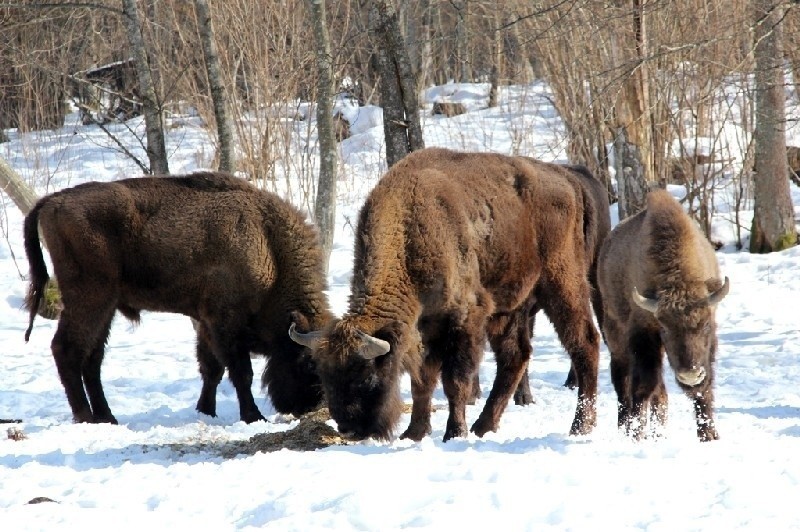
[706,276,730,307]
[631,287,659,314]
[288,322,325,349]
[356,330,391,360]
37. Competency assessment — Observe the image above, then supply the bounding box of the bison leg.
[650,379,668,438]
[401,357,441,441]
[468,372,481,405]
[628,330,663,440]
[684,382,719,442]
[513,363,534,405]
[81,314,117,424]
[51,320,93,423]
[539,280,599,436]
[609,355,631,432]
[471,308,531,437]
[206,323,265,424]
[562,366,578,389]
[195,325,224,418]
[512,308,537,405]
[441,316,486,442]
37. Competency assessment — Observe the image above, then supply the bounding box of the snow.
[2,82,800,531]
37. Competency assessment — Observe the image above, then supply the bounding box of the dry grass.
[221,408,348,457]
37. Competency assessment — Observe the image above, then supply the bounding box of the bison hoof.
[443,423,468,442]
[195,398,217,417]
[93,414,118,425]
[470,417,497,438]
[72,410,95,424]
[569,416,596,436]
[513,390,534,406]
[400,423,431,441]
[698,426,719,442]
[241,412,266,424]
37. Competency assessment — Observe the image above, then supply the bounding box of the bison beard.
[598,189,729,442]
[292,148,601,442]
[23,172,333,425]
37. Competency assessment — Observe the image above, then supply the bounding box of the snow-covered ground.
[2,83,800,530]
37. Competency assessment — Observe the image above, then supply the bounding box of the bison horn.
[706,276,730,307]
[631,287,659,314]
[356,331,391,360]
[288,322,324,349]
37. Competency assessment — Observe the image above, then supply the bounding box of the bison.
[290,147,600,441]
[474,162,611,406]
[507,162,611,404]
[23,172,333,424]
[598,188,729,442]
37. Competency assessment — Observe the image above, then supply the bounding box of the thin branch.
[0,2,124,16]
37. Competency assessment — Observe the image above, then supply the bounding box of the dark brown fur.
[598,189,728,442]
[302,148,600,442]
[508,162,611,404]
[24,172,333,424]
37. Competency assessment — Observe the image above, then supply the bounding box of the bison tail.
[23,201,49,342]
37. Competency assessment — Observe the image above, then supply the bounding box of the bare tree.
[194,0,235,173]
[309,0,337,272]
[750,0,796,252]
[121,0,169,175]
[0,157,37,215]
[368,0,424,167]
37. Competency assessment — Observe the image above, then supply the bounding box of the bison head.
[632,277,729,387]
[289,320,404,440]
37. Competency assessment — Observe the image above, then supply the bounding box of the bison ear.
[706,276,730,306]
[289,310,311,332]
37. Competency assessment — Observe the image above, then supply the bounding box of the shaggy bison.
[24,172,332,424]
[475,162,610,406]
[290,148,600,441]
[505,161,611,404]
[598,189,729,441]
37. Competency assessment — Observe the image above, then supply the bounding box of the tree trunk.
[369,0,425,168]
[194,0,236,173]
[488,6,501,108]
[750,0,797,253]
[1,156,61,319]
[122,0,169,175]
[0,157,37,215]
[309,0,337,273]
[455,1,472,82]
[417,0,434,92]
[614,127,648,220]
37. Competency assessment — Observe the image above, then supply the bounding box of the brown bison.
[507,162,611,404]
[23,172,333,424]
[475,162,610,406]
[290,147,600,441]
[598,189,729,442]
